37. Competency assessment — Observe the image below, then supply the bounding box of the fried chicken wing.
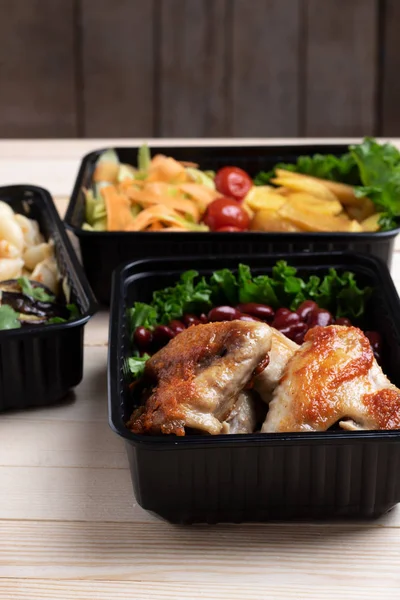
[262,325,400,433]
[254,329,299,404]
[221,391,258,434]
[128,320,272,436]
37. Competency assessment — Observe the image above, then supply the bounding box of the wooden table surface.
[1,139,400,599]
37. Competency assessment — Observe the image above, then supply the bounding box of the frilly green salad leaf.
[127,261,371,343]
[350,138,400,229]
[0,305,21,330]
[127,354,151,378]
[17,276,55,303]
[152,270,213,324]
[254,137,400,230]
[254,152,359,186]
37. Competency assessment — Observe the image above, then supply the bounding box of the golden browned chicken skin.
[128,320,273,436]
[263,325,400,433]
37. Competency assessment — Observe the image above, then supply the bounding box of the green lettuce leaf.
[128,302,158,332]
[350,138,400,220]
[17,277,55,303]
[237,264,279,306]
[209,269,238,304]
[0,305,21,330]
[152,270,213,323]
[127,354,151,378]
[254,152,359,186]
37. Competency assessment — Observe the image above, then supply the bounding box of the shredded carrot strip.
[125,187,200,221]
[101,186,136,231]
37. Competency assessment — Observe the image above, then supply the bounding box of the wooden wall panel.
[231,0,301,137]
[381,0,400,135]
[305,0,378,136]
[0,0,76,138]
[159,0,229,137]
[0,0,390,139]
[80,0,155,137]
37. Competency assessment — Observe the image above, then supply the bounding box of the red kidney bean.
[307,308,334,328]
[292,330,308,345]
[183,314,202,327]
[279,321,308,343]
[274,307,292,319]
[365,331,382,353]
[152,325,175,347]
[237,314,261,322]
[272,310,301,330]
[133,326,153,352]
[169,319,186,334]
[208,306,242,322]
[236,303,275,321]
[296,300,319,322]
[335,317,352,327]
[199,313,209,324]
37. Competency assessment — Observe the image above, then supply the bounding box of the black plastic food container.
[0,185,97,411]
[65,144,400,304]
[109,252,400,524]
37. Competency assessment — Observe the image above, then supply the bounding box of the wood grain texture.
[1,579,399,600]
[0,420,127,469]
[159,0,229,136]
[232,0,301,136]
[305,0,378,136]
[0,0,77,137]
[381,0,400,135]
[1,520,400,583]
[1,140,400,596]
[80,0,155,137]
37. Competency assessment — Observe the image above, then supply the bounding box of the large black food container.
[65,144,400,304]
[0,185,97,411]
[109,252,400,524]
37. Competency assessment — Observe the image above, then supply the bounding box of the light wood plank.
[80,0,155,137]
[305,0,378,136]
[0,420,127,470]
[0,0,77,137]
[84,311,109,347]
[1,520,400,582]
[0,466,153,523]
[232,0,300,136]
[159,0,229,136]
[0,579,397,600]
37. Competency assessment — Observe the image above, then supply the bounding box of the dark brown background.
[0,0,398,138]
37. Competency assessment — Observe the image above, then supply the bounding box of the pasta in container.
[0,200,78,330]
[0,200,59,291]
[0,184,97,411]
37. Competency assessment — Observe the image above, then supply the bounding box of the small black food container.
[65,144,400,304]
[0,185,97,411]
[109,252,400,524]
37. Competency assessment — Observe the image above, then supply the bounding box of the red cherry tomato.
[216,226,242,232]
[215,166,253,201]
[203,197,250,231]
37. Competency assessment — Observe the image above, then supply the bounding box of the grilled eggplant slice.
[0,279,69,325]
